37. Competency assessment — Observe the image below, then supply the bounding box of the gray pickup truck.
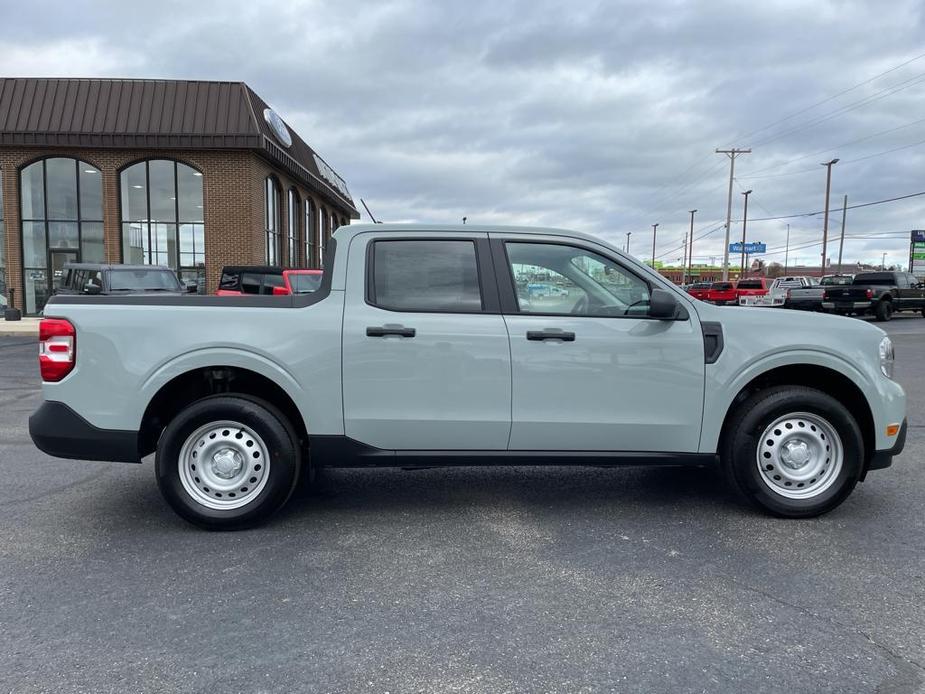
[29,224,907,529]
[786,275,851,312]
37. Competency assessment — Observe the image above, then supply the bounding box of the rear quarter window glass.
[371,240,483,312]
[240,273,262,295]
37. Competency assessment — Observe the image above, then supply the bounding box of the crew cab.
[705,281,737,305]
[821,271,925,321]
[217,266,323,296]
[29,224,907,529]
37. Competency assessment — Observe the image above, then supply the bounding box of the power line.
[727,50,925,145]
[731,189,925,223]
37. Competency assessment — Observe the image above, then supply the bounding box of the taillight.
[786,289,792,299]
[822,291,829,300]
[271,286,291,296]
[39,318,76,382]
[866,289,873,299]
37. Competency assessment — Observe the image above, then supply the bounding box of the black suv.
[57,264,195,296]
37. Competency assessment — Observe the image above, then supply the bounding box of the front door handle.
[367,325,416,338]
[526,329,575,342]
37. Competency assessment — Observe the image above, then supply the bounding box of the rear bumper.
[821,301,871,310]
[29,401,141,463]
[867,418,907,472]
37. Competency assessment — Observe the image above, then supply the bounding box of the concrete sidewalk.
[0,317,40,337]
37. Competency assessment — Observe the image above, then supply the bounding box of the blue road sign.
[729,242,766,254]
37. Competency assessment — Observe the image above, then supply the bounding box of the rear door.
[341,233,512,450]
[493,234,705,452]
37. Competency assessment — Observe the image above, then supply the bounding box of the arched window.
[120,159,204,291]
[304,198,317,268]
[287,188,300,267]
[21,157,104,314]
[0,167,5,304]
[265,177,281,265]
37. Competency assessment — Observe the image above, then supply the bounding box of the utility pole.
[836,194,847,274]
[740,189,752,276]
[687,209,697,284]
[882,252,887,270]
[651,223,659,268]
[784,224,790,274]
[716,147,750,280]
[820,158,839,276]
[681,232,688,284]
[625,231,631,254]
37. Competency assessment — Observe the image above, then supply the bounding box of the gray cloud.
[2,0,924,267]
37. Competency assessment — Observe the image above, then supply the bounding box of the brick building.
[0,78,358,314]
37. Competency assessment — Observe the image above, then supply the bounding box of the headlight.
[879,336,895,379]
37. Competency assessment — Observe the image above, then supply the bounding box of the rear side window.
[369,240,483,312]
[219,272,240,290]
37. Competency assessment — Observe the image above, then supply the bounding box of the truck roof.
[63,263,175,272]
[334,222,609,247]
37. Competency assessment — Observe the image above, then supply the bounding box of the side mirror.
[649,288,681,319]
[84,283,101,295]
[184,281,199,294]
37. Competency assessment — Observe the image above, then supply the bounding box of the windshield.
[109,269,182,291]
[288,273,323,294]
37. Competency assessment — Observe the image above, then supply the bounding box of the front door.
[49,250,79,295]
[341,233,512,450]
[494,235,705,453]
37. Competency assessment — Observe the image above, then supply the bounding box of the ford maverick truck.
[29,224,907,529]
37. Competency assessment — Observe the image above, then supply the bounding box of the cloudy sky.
[3,0,924,269]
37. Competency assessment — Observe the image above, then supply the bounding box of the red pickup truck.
[705,281,737,305]
[685,281,712,300]
[734,277,771,303]
[217,266,323,296]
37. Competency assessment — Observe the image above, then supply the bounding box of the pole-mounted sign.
[729,242,766,254]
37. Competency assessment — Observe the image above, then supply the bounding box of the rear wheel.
[721,386,863,517]
[156,395,300,530]
[875,299,892,321]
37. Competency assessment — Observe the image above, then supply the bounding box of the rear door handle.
[526,329,575,342]
[367,325,416,338]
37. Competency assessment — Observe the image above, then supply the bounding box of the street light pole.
[625,231,631,254]
[784,223,790,274]
[820,158,839,277]
[740,189,752,276]
[687,209,697,285]
[837,194,848,274]
[651,223,659,268]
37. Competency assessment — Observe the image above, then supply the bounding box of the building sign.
[313,154,353,202]
[729,242,766,254]
[263,108,292,148]
[911,230,925,279]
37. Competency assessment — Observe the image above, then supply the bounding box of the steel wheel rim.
[178,420,270,510]
[756,411,843,500]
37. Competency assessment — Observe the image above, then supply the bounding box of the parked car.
[685,281,712,300]
[734,277,771,303]
[787,275,850,312]
[705,281,737,305]
[30,223,906,529]
[821,271,925,320]
[217,266,324,296]
[57,263,193,296]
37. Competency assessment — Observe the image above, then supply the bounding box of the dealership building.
[0,78,358,314]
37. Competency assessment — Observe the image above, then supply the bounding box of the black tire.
[721,386,864,518]
[875,299,892,322]
[155,395,301,530]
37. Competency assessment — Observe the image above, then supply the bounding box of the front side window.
[265,177,281,265]
[120,160,204,292]
[370,239,483,312]
[287,189,300,267]
[20,158,104,314]
[505,242,650,317]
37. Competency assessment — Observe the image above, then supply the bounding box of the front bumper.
[867,418,907,472]
[29,401,141,463]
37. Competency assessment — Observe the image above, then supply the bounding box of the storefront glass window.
[304,198,316,268]
[288,189,300,267]
[19,158,104,314]
[120,160,205,292]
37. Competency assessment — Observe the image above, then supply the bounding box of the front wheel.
[156,395,301,530]
[721,386,863,517]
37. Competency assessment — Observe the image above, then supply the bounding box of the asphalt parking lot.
[0,315,923,693]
